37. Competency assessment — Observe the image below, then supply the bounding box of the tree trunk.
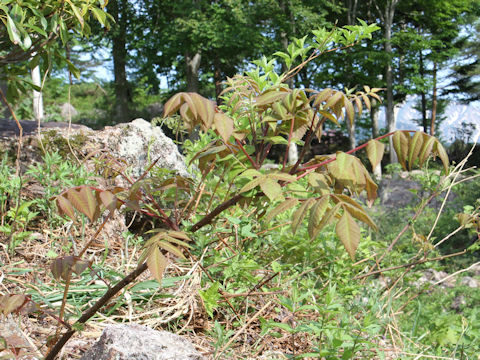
[0,80,10,120]
[345,0,358,150]
[108,0,130,123]
[383,0,399,163]
[371,99,380,138]
[347,120,356,150]
[277,2,297,164]
[371,104,382,180]
[346,0,358,25]
[186,51,201,93]
[419,51,427,133]
[31,65,44,122]
[213,59,223,105]
[430,62,437,136]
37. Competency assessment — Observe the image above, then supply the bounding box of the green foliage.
[0,0,111,104]
[400,285,480,357]
[0,156,37,253]
[25,151,94,223]
[3,22,474,360]
[199,282,221,318]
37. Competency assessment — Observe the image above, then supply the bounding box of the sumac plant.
[2,22,450,359]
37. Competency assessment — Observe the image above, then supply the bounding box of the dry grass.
[0,178,408,360]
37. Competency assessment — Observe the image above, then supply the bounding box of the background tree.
[395,0,474,136]
[0,0,111,118]
[106,0,133,123]
[447,4,480,102]
[133,0,267,100]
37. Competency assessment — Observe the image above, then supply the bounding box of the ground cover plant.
[1,21,480,360]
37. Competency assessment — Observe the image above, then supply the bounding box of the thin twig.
[215,300,272,359]
[355,250,466,280]
[44,262,149,360]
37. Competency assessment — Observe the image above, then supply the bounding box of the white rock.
[80,323,204,360]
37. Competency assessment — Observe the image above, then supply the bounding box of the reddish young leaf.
[354,96,363,115]
[67,186,98,222]
[239,175,265,194]
[324,91,343,110]
[365,175,378,207]
[314,202,341,236]
[344,98,355,126]
[157,241,186,259]
[180,103,196,130]
[341,202,377,231]
[50,256,89,281]
[361,94,371,110]
[312,88,333,107]
[213,113,234,143]
[308,173,330,195]
[327,152,355,183]
[418,134,436,167]
[259,178,283,201]
[192,93,215,129]
[99,190,117,213]
[56,195,76,222]
[318,110,339,125]
[255,89,289,107]
[163,92,184,117]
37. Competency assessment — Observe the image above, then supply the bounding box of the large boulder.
[80,324,204,360]
[92,118,189,179]
[377,171,458,210]
[0,118,189,180]
[378,177,422,209]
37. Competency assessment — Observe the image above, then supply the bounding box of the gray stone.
[80,324,204,360]
[378,178,422,209]
[460,276,480,288]
[60,102,78,119]
[415,269,456,288]
[471,263,480,276]
[93,118,189,179]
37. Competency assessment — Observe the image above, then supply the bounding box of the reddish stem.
[236,139,258,169]
[295,130,413,178]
